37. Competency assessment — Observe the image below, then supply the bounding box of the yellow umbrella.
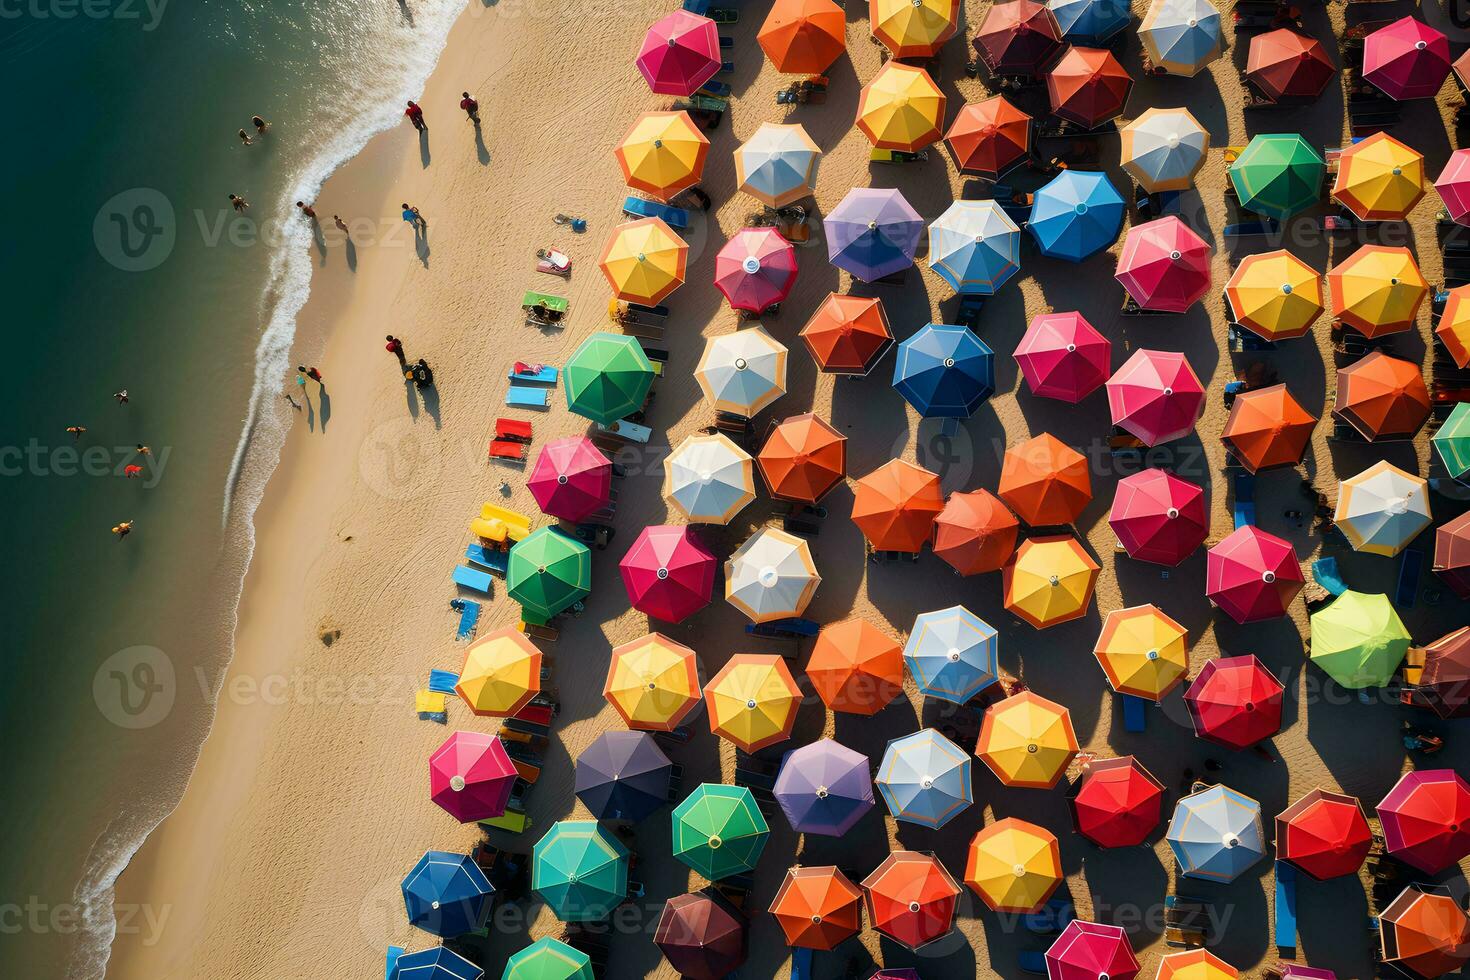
[705,654,801,752]
[856,61,946,152]
[1328,244,1426,339]
[1224,249,1323,341]
[1002,534,1099,629]
[963,818,1063,913]
[615,110,710,202]
[1332,132,1425,222]
[977,691,1079,788]
[870,0,958,59]
[1094,604,1190,701]
[598,217,689,305]
[455,628,542,717]
[604,633,702,731]
[1157,949,1238,980]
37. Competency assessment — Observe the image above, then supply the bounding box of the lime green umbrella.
[532,820,630,922]
[565,332,656,425]
[503,937,595,980]
[508,527,591,622]
[672,783,770,881]
[1229,135,1325,221]
[1432,402,1470,480]
[1309,590,1411,689]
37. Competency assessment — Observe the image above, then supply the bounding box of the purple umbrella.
[574,730,673,822]
[825,187,923,283]
[772,738,874,836]
[872,971,921,980]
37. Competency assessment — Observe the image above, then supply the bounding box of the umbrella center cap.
[742,256,761,274]
[537,565,548,574]
[653,138,663,149]
[758,566,779,587]
[1147,649,1159,660]
[1390,277,1399,285]
[1187,17,1197,26]
[637,252,647,262]
[1392,167,1401,176]
[947,647,962,662]
[557,474,569,485]
[647,681,658,691]
[1416,40,1427,49]
[1169,250,1182,261]
[1066,343,1077,352]
[657,566,670,580]
[909,901,922,912]
[709,835,722,848]
[667,37,677,46]
[812,913,823,922]
[1048,574,1061,586]
[450,775,466,791]
[1027,743,1039,753]
[734,357,748,371]
[1074,202,1089,215]
[1386,495,1409,515]
[1167,134,1181,148]
[568,873,579,882]
[1167,507,1180,519]
[1013,864,1027,877]
[1263,571,1277,583]
[921,777,933,788]
[943,357,956,368]
[431,900,441,909]
[1225,835,1239,848]
[816,786,829,798]
[868,220,878,230]
[1163,387,1174,396]
[1245,701,1256,712]
[746,699,758,709]
[1281,283,1293,295]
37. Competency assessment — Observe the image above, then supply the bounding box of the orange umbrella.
[799,293,895,375]
[998,433,1091,526]
[1379,883,1470,980]
[932,489,1019,575]
[946,95,1032,179]
[758,0,846,74]
[807,617,904,715]
[757,413,847,503]
[1438,285,1470,369]
[1327,244,1426,338]
[852,459,944,553]
[1333,351,1431,442]
[1221,383,1316,473]
[769,865,863,950]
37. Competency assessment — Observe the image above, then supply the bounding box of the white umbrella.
[1139,0,1222,76]
[664,433,756,524]
[725,526,821,622]
[1335,461,1431,557]
[735,122,821,208]
[696,327,788,417]
[1120,107,1209,193]
[927,200,1021,296]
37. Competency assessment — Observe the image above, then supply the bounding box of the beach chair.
[1123,694,1147,733]
[745,617,820,639]
[523,290,568,328]
[1019,951,1049,975]
[597,419,653,443]
[1311,557,1348,596]
[428,670,460,695]
[1165,894,1210,948]
[489,440,527,462]
[622,196,690,230]
[791,947,814,980]
[870,147,929,164]
[508,363,558,384]
[466,544,510,577]
[479,807,532,834]
[1396,549,1422,608]
[451,598,480,639]
[415,690,447,723]
[453,565,494,595]
[506,385,549,409]
[1022,897,1076,935]
[386,946,404,980]
[495,418,533,442]
[1274,861,1298,953]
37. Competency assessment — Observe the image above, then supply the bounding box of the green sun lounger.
[521,290,568,313]
[453,565,494,594]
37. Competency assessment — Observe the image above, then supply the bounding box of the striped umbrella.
[877,728,974,828]
[664,433,756,525]
[724,526,820,623]
[1336,461,1431,556]
[696,327,788,417]
[735,122,821,207]
[1119,107,1208,193]
[1140,0,1222,75]
[927,200,1021,294]
[904,605,999,703]
[1167,784,1266,882]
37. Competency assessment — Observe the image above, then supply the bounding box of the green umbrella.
[1229,134,1325,221]
[672,784,770,881]
[532,820,629,922]
[503,937,595,980]
[1309,590,1411,689]
[565,332,655,425]
[1432,402,1470,480]
[507,527,591,622]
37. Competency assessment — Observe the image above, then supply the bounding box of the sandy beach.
[105,1,1470,978]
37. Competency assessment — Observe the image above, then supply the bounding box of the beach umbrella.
[430,731,516,823]
[704,654,801,752]
[1140,0,1222,75]
[1277,969,1337,980]
[573,730,673,822]
[1184,655,1284,750]
[825,187,923,283]
[856,61,945,152]
[673,784,770,880]
[1114,216,1211,313]
[946,95,1033,179]
[1363,17,1450,101]
[725,526,820,623]
[664,433,756,524]
[1436,285,1470,367]
[619,525,715,624]
[1119,107,1208,193]
[872,972,923,980]
[715,229,798,314]
[532,820,629,921]
[758,413,846,503]
[851,459,944,553]
[1246,28,1335,100]
[1436,512,1470,599]
[697,327,788,416]
[904,605,999,703]
[1309,590,1410,689]
[927,200,1022,295]
[773,738,875,836]
[877,728,974,828]
[770,866,863,950]
[1336,461,1431,557]
[974,0,1061,76]
[655,892,748,980]
[933,489,1019,575]
[637,10,721,96]
[1435,150,1470,227]
[1205,525,1304,623]
[1094,604,1189,701]
[892,322,996,417]
[1379,884,1470,980]
[1167,784,1266,882]
[871,0,959,58]
[1109,468,1207,566]
[1378,770,1470,874]
[528,436,612,524]
[999,433,1091,526]
[1106,348,1205,445]
[1333,132,1425,221]
[1333,351,1430,440]
[1276,789,1373,881]
[604,632,702,731]
[598,217,688,306]
[456,629,542,717]
[393,947,484,980]
[1004,535,1099,629]
[1225,249,1323,341]
[507,527,590,622]
[1158,950,1238,980]
[1433,402,1470,479]
[1049,0,1129,43]
[565,331,656,424]
[615,110,709,202]
[1229,134,1325,221]
[965,818,1062,913]
[863,851,961,950]
[1328,246,1426,339]
[1413,626,1470,718]
[1028,169,1125,262]
[402,851,494,937]
[1046,46,1133,128]
[1014,311,1110,403]
[808,617,905,715]
[735,122,822,208]
[978,691,1079,788]
[501,938,592,980]
[1045,921,1140,980]
[1221,384,1315,473]
[1070,756,1165,847]
[800,293,894,375]
[758,0,846,74]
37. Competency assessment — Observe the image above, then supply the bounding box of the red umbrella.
[1412,626,1470,719]
[800,293,894,375]
[945,95,1033,178]
[429,731,517,823]
[1184,655,1284,750]
[1377,769,1470,874]
[528,436,612,523]
[1206,525,1304,624]
[1070,756,1165,848]
[1246,29,1335,101]
[1433,511,1470,599]
[1106,348,1205,447]
[715,228,797,313]
[637,11,722,96]
[861,851,961,950]
[1276,788,1373,881]
[1046,920,1140,980]
[1046,46,1133,129]
[1363,17,1451,101]
[619,524,717,623]
[1115,216,1211,313]
[973,0,1061,77]
[1108,468,1207,566]
[932,489,1019,575]
[1014,311,1111,403]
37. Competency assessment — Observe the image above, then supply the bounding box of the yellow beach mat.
[416,690,447,713]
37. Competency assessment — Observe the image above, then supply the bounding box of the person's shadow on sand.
[304,392,316,431]
[404,375,418,419]
[345,237,357,272]
[419,129,431,169]
[312,221,327,263]
[416,232,430,267]
[317,387,331,431]
[398,0,414,25]
[419,383,441,428]
[474,124,490,166]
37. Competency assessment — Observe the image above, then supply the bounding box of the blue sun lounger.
[622,196,689,230]
[1123,694,1147,732]
[791,947,813,980]
[428,670,460,695]
[453,565,494,594]
[1019,950,1048,975]
[466,543,509,576]
[508,364,559,384]
[1397,548,1422,608]
[452,598,480,639]
[1274,861,1298,951]
[506,385,549,409]
[1311,557,1347,596]
[1232,471,1256,529]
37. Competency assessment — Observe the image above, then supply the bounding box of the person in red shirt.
[404,100,426,132]
[385,335,406,365]
[459,91,479,124]
[296,201,317,221]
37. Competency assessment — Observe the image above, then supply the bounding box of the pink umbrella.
[1115,216,1211,313]
[1363,17,1450,101]
[1045,920,1140,980]
[715,228,798,313]
[1436,149,1470,225]
[528,436,612,523]
[637,10,722,96]
[1109,468,1207,566]
[619,524,717,623]
[1014,311,1111,403]
[1106,349,1205,446]
[1206,525,1305,624]
[1378,769,1470,873]
[429,731,517,823]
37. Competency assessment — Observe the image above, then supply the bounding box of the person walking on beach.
[124,464,143,478]
[66,425,86,441]
[333,214,350,236]
[114,389,129,404]
[229,194,249,213]
[238,128,253,146]
[252,115,269,134]
[401,203,426,233]
[386,335,406,365]
[298,365,324,385]
[404,100,427,132]
[459,91,480,124]
[113,520,134,541]
[136,444,152,457]
[296,201,318,221]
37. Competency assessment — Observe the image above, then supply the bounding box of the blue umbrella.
[390,947,484,980]
[904,605,998,702]
[574,730,673,822]
[401,851,494,938]
[1049,0,1130,43]
[892,323,995,418]
[773,738,875,836]
[876,729,973,828]
[928,200,1021,295]
[1028,170,1125,262]
[825,187,923,283]
[1167,784,1266,882]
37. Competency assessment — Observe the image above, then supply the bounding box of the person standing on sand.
[296,201,318,221]
[401,203,426,233]
[113,520,134,541]
[405,100,427,132]
[229,194,249,213]
[334,215,350,236]
[136,444,152,457]
[298,365,324,384]
[460,92,480,124]
[114,389,129,404]
[386,335,406,365]
[66,425,86,441]
[252,115,269,134]
[238,129,253,146]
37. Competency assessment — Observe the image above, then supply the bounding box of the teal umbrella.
[532,820,630,921]
[672,784,770,880]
